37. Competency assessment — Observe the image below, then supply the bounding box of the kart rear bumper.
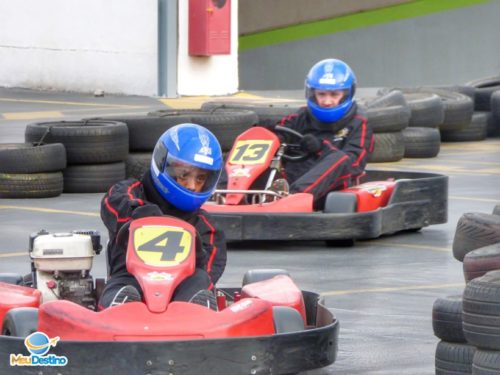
[209,170,448,241]
[0,291,338,375]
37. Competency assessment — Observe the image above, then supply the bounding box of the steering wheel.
[274,125,309,162]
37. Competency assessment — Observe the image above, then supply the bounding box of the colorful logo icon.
[10,331,68,367]
[24,332,59,356]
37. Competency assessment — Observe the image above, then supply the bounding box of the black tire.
[125,152,152,179]
[402,127,441,158]
[452,212,500,261]
[201,100,301,127]
[489,91,500,137]
[465,75,500,111]
[0,143,66,173]
[367,132,405,163]
[0,172,63,198]
[463,243,500,283]
[272,306,305,333]
[369,90,409,108]
[473,349,500,374]
[362,105,411,133]
[147,109,259,152]
[323,192,357,213]
[428,89,474,131]
[435,341,475,375]
[430,85,476,100]
[242,269,290,286]
[462,270,500,350]
[84,114,191,151]
[440,112,488,142]
[391,87,474,131]
[378,88,445,128]
[432,295,466,343]
[25,120,129,164]
[2,307,39,337]
[63,162,126,193]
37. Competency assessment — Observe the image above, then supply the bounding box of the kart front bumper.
[208,170,448,241]
[0,291,338,375]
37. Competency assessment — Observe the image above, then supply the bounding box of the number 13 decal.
[229,140,272,165]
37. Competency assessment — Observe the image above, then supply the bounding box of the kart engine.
[29,230,102,310]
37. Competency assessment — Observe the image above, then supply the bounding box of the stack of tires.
[433,206,500,374]
[357,90,411,162]
[86,109,259,180]
[24,121,129,193]
[465,76,500,139]
[0,143,66,198]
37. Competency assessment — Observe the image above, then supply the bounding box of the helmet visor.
[159,154,220,194]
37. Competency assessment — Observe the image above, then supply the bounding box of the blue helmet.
[305,59,357,123]
[150,123,223,211]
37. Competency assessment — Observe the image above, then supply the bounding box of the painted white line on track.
[321,282,464,297]
[0,252,25,258]
[361,240,451,252]
[0,205,99,217]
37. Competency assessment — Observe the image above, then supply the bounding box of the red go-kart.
[203,126,448,243]
[0,217,338,374]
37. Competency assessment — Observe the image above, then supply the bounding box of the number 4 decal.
[133,226,192,266]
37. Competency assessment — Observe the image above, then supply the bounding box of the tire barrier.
[435,341,475,375]
[463,243,500,283]
[24,121,130,193]
[452,212,500,262]
[0,143,66,198]
[465,76,500,111]
[401,127,441,158]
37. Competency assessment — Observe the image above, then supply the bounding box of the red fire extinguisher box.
[189,0,231,56]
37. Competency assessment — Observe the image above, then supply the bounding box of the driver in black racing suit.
[98,123,226,310]
[269,58,374,209]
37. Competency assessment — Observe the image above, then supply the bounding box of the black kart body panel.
[210,170,448,241]
[0,291,338,375]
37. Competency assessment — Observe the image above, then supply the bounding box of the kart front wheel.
[272,306,305,333]
[2,307,38,337]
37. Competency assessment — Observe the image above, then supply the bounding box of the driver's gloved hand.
[300,134,322,153]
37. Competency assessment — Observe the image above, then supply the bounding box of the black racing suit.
[98,172,227,309]
[277,103,374,209]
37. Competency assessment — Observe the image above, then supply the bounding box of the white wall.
[177,0,239,96]
[0,0,158,96]
[0,0,239,97]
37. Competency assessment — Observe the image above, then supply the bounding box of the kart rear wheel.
[242,269,290,286]
[272,306,305,333]
[2,307,38,338]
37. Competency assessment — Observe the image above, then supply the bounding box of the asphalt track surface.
[0,87,499,374]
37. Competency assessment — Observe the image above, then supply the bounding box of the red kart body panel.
[224,127,281,205]
[343,180,396,212]
[126,216,197,313]
[0,217,309,342]
[38,298,276,341]
[0,282,40,328]
[205,192,313,213]
[241,275,306,323]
